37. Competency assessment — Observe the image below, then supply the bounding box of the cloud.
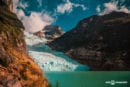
[18,11,54,33]
[13,0,19,12]
[37,0,42,7]
[101,2,118,15]
[96,0,130,15]
[13,0,54,33]
[96,5,101,13]
[74,3,87,10]
[57,0,87,14]
[57,0,73,14]
[13,0,28,12]
[119,6,130,13]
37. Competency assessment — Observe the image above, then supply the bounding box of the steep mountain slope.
[0,1,50,87]
[49,12,130,70]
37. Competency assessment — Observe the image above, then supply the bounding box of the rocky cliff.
[49,12,130,70]
[0,1,50,87]
[1,0,13,12]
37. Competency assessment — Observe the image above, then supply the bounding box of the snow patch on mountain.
[24,32,89,71]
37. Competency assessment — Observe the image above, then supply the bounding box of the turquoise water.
[45,71,130,87]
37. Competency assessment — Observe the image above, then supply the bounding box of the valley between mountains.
[0,0,130,87]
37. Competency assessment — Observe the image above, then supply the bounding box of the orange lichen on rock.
[5,47,50,87]
[0,1,50,87]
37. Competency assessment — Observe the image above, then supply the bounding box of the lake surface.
[45,71,130,87]
[24,32,130,87]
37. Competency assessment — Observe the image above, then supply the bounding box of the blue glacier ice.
[24,32,89,71]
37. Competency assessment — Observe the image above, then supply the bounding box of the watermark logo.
[105,80,128,85]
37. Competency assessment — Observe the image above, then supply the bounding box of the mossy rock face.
[0,2,50,87]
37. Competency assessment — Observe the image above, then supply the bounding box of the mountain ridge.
[34,25,64,42]
[49,11,130,70]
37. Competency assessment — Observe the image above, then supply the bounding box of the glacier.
[24,32,89,71]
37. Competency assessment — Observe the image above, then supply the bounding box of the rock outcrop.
[0,1,50,87]
[1,0,13,12]
[49,12,130,70]
[34,25,64,42]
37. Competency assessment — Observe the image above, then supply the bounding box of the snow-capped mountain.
[33,25,64,42]
[24,32,89,71]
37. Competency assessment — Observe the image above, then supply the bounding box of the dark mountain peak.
[34,25,64,42]
[49,11,130,70]
[78,11,129,24]
[44,25,64,35]
[103,11,129,17]
[72,11,130,34]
